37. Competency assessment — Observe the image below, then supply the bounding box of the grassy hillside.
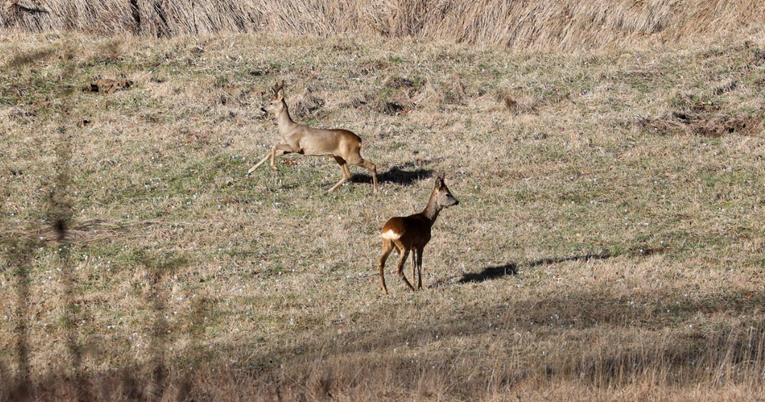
[2,32,765,400]
[2,0,765,50]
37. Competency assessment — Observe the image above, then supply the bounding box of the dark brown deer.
[378,173,459,294]
[246,81,379,193]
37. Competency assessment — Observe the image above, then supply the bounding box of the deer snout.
[454,200,460,206]
[260,107,267,113]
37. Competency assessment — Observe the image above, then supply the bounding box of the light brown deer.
[378,173,459,294]
[246,81,379,193]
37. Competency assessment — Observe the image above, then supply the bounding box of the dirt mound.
[382,76,423,91]
[638,111,763,138]
[84,78,132,94]
[694,114,761,138]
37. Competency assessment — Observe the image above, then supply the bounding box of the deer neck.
[275,104,297,133]
[420,191,442,225]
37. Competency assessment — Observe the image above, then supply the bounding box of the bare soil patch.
[638,111,763,137]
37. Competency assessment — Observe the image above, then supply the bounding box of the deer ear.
[434,173,445,188]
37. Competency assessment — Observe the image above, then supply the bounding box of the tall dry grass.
[2,0,765,50]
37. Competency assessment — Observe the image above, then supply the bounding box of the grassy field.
[2,31,765,401]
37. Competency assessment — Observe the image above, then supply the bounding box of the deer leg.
[329,156,349,192]
[391,242,402,274]
[270,144,294,170]
[361,160,379,193]
[394,243,415,291]
[411,248,417,290]
[347,155,378,194]
[416,246,424,289]
[379,239,395,295]
[246,153,272,176]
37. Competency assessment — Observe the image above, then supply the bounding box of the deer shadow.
[457,252,616,284]
[351,165,433,186]
[457,262,519,283]
[455,246,668,285]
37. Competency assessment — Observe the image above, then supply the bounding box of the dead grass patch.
[499,92,538,115]
[6,47,54,68]
[291,87,325,120]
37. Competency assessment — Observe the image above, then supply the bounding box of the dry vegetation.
[2,27,765,401]
[2,0,765,50]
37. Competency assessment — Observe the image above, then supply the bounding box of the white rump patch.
[381,229,401,240]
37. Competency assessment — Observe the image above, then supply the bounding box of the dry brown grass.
[2,31,765,400]
[2,0,765,50]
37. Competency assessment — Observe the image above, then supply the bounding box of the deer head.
[433,173,459,208]
[261,80,286,115]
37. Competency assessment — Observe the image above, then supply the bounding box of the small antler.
[272,80,284,96]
